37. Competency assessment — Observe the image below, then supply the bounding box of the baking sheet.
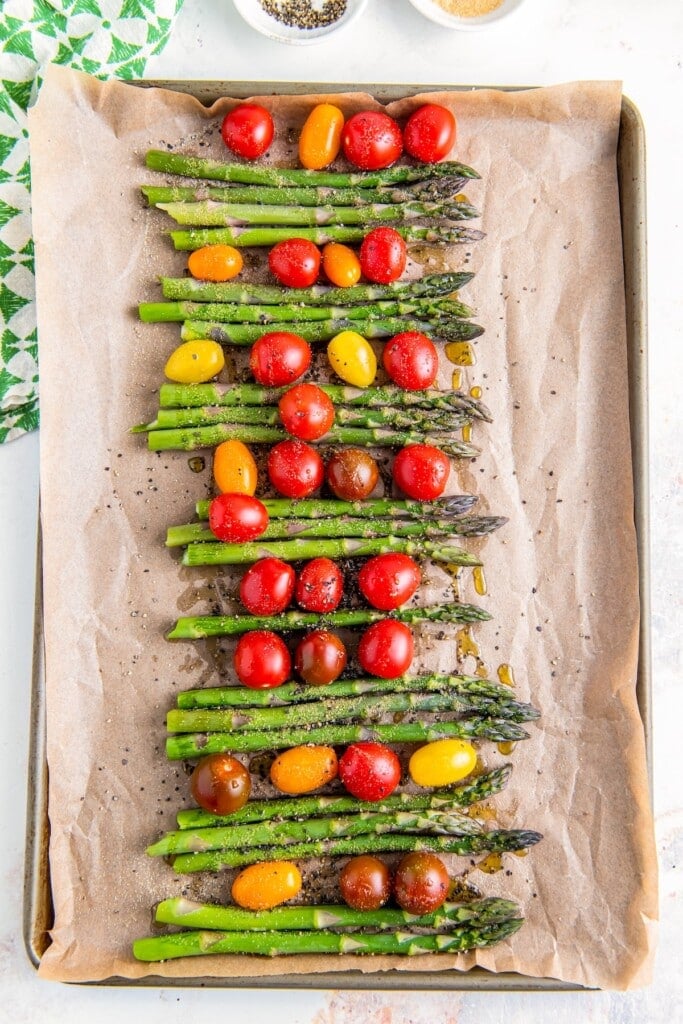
[25,68,655,987]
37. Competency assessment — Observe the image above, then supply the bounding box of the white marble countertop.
[1,0,681,1018]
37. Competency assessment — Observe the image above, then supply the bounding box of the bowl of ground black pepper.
[407,0,526,30]
[233,0,368,44]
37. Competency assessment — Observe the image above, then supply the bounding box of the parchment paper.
[29,65,657,989]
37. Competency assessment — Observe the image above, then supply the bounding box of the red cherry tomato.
[359,227,407,285]
[221,104,274,160]
[190,754,251,816]
[269,238,321,288]
[357,619,414,678]
[239,558,295,616]
[358,554,421,611]
[341,111,403,170]
[382,331,439,391]
[404,104,457,164]
[295,630,347,686]
[392,444,450,500]
[249,332,312,387]
[208,493,269,542]
[295,558,343,613]
[340,855,392,910]
[278,382,335,441]
[234,630,291,689]
[267,439,324,498]
[393,852,450,914]
[339,742,401,801]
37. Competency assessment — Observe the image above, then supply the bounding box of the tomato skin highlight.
[340,855,392,910]
[190,754,251,816]
[359,227,407,284]
[382,331,439,391]
[404,104,457,164]
[213,439,258,495]
[270,745,338,794]
[208,493,269,542]
[358,553,421,611]
[299,103,344,169]
[267,439,324,498]
[239,558,296,616]
[231,861,302,910]
[187,244,243,282]
[249,332,312,387]
[393,853,450,914]
[357,619,414,679]
[342,111,403,170]
[221,104,274,160]
[326,448,379,501]
[392,444,451,501]
[295,630,347,686]
[164,340,225,384]
[233,630,291,689]
[295,557,343,613]
[278,382,335,441]
[322,243,361,288]
[269,238,321,288]
[339,742,401,801]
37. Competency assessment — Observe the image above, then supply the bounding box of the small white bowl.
[233,0,368,45]
[407,0,526,31]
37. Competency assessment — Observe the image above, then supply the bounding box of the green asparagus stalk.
[193,495,478,521]
[139,296,474,324]
[142,178,472,207]
[171,224,484,250]
[175,765,512,829]
[158,198,479,227]
[166,717,527,762]
[145,149,481,188]
[181,535,482,567]
[154,894,519,931]
[133,917,523,961]
[159,270,474,305]
[180,315,483,345]
[170,830,542,873]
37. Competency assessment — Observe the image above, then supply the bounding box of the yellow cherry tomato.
[270,745,338,795]
[164,340,225,384]
[213,440,258,495]
[409,739,477,788]
[298,103,344,170]
[231,861,302,910]
[322,243,362,288]
[327,331,377,388]
[187,244,243,282]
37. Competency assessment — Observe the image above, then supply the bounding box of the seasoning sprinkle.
[433,0,505,16]
[259,0,348,30]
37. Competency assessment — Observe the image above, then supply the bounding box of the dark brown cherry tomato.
[340,855,392,910]
[357,619,414,678]
[382,331,439,391]
[338,742,401,801]
[341,111,403,170]
[295,630,347,686]
[234,630,291,689]
[392,444,450,500]
[326,448,379,500]
[359,227,407,284]
[267,439,324,498]
[358,553,421,611]
[278,382,335,441]
[208,493,269,542]
[295,557,343,613]
[404,104,457,164]
[190,753,251,816]
[393,852,450,914]
[239,558,295,616]
[268,238,321,288]
[249,332,312,387]
[221,104,274,160]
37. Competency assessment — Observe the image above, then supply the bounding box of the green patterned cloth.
[0,0,183,442]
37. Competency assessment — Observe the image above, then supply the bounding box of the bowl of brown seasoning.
[407,0,526,30]
[233,0,369,44]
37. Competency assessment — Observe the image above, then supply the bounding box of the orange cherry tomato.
[322,243,362,288]
[231,861,302,910]
[270,745,338,794]
[213,440,258,495]
[187,244,243,282]
[298,103,344,170]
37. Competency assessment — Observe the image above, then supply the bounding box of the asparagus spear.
[175,766,512,829]
[139,296,474,324]
[166,717,528,762]
[145,149,481,188]
[133,917,523,960]
[142,179,472,207]
[157,199,479,227]
[168,600,490,639]
[180,536,483,567]
[154,894,519,931]
[170,830,542,873]
[179,315,483,345]
[193,495,478,520]
[171,224,484,250]
[159,270,474,305]
[142,405,475,434]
